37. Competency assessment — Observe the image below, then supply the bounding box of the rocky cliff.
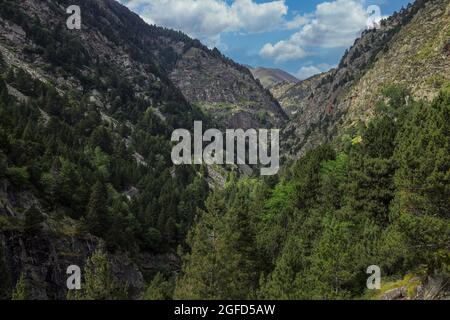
[0,0,288,299]
[169,49,288,129]
[0,0,286,131]
[278,0,450,157]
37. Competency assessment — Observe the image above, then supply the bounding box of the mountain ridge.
[249,66,299,89]
[277,0,450,158]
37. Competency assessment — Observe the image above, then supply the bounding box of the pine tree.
[0,151,6,179]
[258,209,323,299]
[0,52,5,72]
[142,273,173,300]
[90,126,113,154]
[258,226,305,300]
[304,215,356,299]
[70,248,123,300]
[345,153,395,226]
[392,89,450,271]
[174,194,225,299]
[86,182,110,237]
[0,78,10,104]
[11,273,28,300]
[24,205,45,234]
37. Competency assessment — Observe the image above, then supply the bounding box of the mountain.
[0,0,448,301]
[0,0,283,299]
[249,67,299,89]
[173,0,449,300]
[0,0,286,131]
[270,74,330,117]
[168,52,288,129]
[279,0,450,157]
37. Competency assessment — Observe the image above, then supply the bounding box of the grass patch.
[411,21,450,63]
[426,75,447,89]
[364,273,423,300]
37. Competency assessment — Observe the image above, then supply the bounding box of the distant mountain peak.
[249,67,299,89]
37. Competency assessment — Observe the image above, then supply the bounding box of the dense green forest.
[172,85,450,300]
[0,0,449,300]
[1,54,449,298]
[0,54,210,299]
[0,52,449,299]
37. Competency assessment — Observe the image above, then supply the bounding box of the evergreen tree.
[11,273,28,300]
[303,215,356,299]
[90,126,113,154]
[24,205,45,234]
[142,273,173,300]
[86,182,110,237]
[0,151,6,179]
[392,89,450,271]
[70,248,123,300]
[174,194,226,299]
[0,78,10,104]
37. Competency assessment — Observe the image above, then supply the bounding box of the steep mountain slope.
[280,0,450,157]
[270,73,331,117]
[0,0,214,299]
[250,67,299,89]
[103,1,287,129]
[0,0,286,130]
[169,50,288,129]
[0,0,290,299]
[0,0,198,126]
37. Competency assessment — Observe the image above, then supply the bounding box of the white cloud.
[296,63,333,80]
[285,14,310,30]
[260,0,369,62]
[120,0,288,47]
[260,41,307,63]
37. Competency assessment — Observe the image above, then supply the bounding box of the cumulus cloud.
[260,0,369,62]
[296,63,333,80]
[120,0,288,47]
[260,41,307,63]
[285,14,310,30]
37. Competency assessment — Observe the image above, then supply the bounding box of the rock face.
[249,67,299,89]
[270,73,330,118]
[0,181,145,300]
[380,275,449,300]
[0,0,284,300]
[279,0,450,158]
[110,1,288,130]
[170,49,288,129]
[0,0,286,131]
[0,0,196,128]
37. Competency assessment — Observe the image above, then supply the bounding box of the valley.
[0,0,448,301]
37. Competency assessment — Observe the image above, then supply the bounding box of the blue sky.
[119,0,413,79]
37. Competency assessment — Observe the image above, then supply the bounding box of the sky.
[118,0,413,79]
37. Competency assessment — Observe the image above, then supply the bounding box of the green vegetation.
[172,86,449,300]
[11,273,28,300]
[0,10,210,297]
[68,248,122,300]
[426,75,447,89]
[0,0,448,300]
[142,272,173,300]
[0,60,209,255]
